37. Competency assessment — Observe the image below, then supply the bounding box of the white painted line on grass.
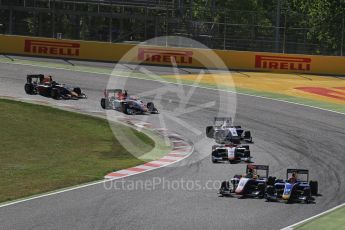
[281,202,345,230]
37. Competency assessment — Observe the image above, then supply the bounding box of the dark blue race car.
[219,165,274,198]
[265,169,318,204]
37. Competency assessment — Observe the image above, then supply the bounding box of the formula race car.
[206,117,253,144]
[100,89,158,115]
[24,74,87,100]
[265,169,318,204]
[219,165,274,198]
[211,144,252,164]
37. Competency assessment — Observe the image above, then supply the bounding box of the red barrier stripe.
[126,167,147,172]
[144,162,161,167]
[106,172,127,177]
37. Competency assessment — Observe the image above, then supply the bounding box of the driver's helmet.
[43,76,52,84]
[222,119,232,128]
[247,165,257,176]
[287,172,298,183]
[247,164,255,171]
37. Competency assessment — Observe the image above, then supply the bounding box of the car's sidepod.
[235,178,250,194]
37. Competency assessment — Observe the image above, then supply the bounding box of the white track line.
[1,59,344,116]
[281,202,345,229]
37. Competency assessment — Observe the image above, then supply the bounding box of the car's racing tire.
[211,157,218,163]
[121,103,129,114]
[147,102,156,112]
[50,88,60,100]
[229,160,236,164]
[244,150,250,158]
[267,176,276,186]
[73,87,82,95]
[219,181,230,196]
[24,83,34,95]
[310,180,318,196]
[265,185,275,202]
[265,185,275,195]
[126,108,135,115]
[303,188,312,201]
[244,131,252,142]
[257,183,266,199]
[242,145,250,150]
[206,126,215,138]
[101,98,109,109]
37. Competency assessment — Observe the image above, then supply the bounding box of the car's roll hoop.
[247,164,269,171]
[246,164,269,178]
[26,74,44,83]
[286,169,309,181]
[214,117,233,126]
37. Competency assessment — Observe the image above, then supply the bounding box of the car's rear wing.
[27,74,44,83]
[246,164,269,178]
[286,169,309,181]
[105,89,123,93]
[214,117,232,126]
[211,144,236,150]
[212,145,223,150]
[104,89,123,97]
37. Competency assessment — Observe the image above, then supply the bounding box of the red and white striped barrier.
[104,120,193,180]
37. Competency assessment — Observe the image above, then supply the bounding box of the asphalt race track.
[0,56,345,230]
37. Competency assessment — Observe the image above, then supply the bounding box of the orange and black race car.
[24,74,87,100]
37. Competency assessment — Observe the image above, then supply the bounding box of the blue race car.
[265,169,318,204]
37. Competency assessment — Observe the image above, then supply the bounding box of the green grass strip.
[0,99,158,203]
[296,206,345,230]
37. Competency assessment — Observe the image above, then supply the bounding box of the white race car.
[206,117,253,144]
[100,89,158,115]
[211,144,252,164]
